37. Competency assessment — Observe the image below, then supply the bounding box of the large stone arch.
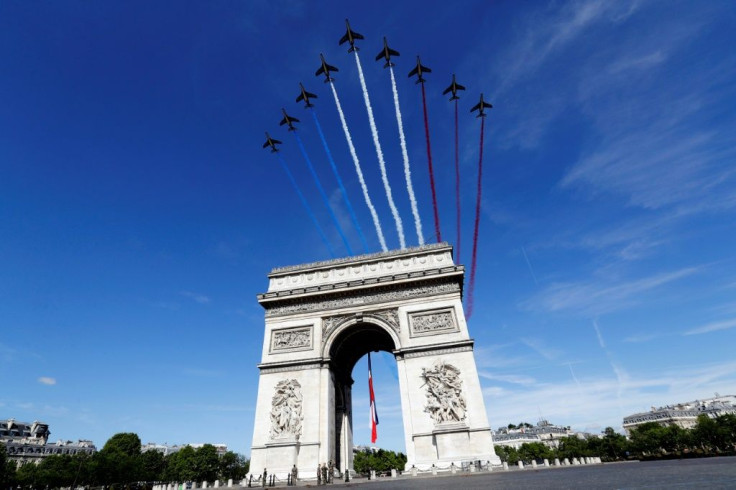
[249,243,500,479]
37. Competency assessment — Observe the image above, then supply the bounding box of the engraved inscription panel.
[409,308,458,337]
[271,326,313,353]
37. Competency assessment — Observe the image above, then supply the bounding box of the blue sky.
[2,0,735,456]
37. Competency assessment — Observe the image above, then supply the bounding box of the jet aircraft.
[470,93,493,118]
[375,37,400,68]
[339,19,364,53]
[262,132,282,153]
[408,56,431,83]
[443,74,466,101]
[279,109,300,131]
[296,83,317,108]
[315,53,339,83]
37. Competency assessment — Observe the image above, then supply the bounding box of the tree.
[0,445,17,487]
[96,432,144,484]
[556,436,592,459]
[494,445,520,464]
[140,449,166,481]
[219,452,248,481]
[518,442,552,462]
[102,432,142,457]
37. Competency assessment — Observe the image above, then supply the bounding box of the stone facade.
[249,243,500,479]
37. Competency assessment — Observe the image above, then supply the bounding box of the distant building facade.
[1,418,96,465]
[492,420,596,449]
[142,442,228,456]
[622,395,736,435]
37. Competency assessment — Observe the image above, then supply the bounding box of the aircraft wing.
[442,85,452,95]
[339,33,349,45]
[296,93,304,103]
[457,83,466,91]
[375,50,385,61]
[421,64,432,73]
[279,117,288,126]
[326,62,338,73]
[315,65,325,77]
[262,140,269,148]
[388,47,399,57]
[408,66,418,78]
[470,102,481,113]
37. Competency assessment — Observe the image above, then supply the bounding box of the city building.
[1,418,96,465]
[492,420,598,449]
[622,394,736,435]
[142,442,228,456]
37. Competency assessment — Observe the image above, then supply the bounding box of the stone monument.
[248,243,500,478]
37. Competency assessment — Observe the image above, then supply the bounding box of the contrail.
[276,153,336,257]
[293,132,353,256]
[354,50,406,249]
[310,109,369,253]
[466,116,485,319]
[420,82,441,243]
[521,246,539,285]
[454,99,461,262]
[329,82,388,252]
[389,65,424,246]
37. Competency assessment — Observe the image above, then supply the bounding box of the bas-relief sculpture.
[421,361,467,425]
[272,328,311,351]
[409,309,457,336]
[270,379,303,440]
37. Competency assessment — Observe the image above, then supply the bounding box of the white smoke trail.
[389,65,424,246]
[329,82,388,252]
[354,50,406,249]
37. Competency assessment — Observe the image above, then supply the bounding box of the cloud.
[523,267,699,315]
[684,318,736,336]
[478,372,537,386]
[38,377,56,385]
[520,337,562,361]
[484,360,736,431]
[180,291,211,304]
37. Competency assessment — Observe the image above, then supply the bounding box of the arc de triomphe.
[249,243,500,478]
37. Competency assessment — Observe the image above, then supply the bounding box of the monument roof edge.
[267,242,454,277]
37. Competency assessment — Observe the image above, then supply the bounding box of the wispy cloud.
[180,291,211,305]
[684,318,736,336]
[38,377,56,386]
[523,267,699,315]
[520,337,563,361]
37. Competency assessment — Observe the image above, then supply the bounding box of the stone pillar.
[391,469,397,478]
[214,481,220,488]
[502,462,509,471]
[370,470,376,480]
[572,458,579,465]
[531,460,537,468]
[554,458,560,466]
[543,459,549,467]
[487,461,493,472]
[451,462,457,474]
[470,461,476,472]
[431,464,437,476]
[227,479,233,487]
[517,461,524,470]
[563,458,570,465]
[411,466,418,477]
[202,481,208,488]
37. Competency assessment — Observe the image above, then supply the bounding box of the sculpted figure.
[420,361,467,424]
[270,379,303,439]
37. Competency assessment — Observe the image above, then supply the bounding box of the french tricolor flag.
[368,352,379,443]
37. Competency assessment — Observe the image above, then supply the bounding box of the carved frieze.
[321,308,400,349]
[271,326,312,353]
[421,361,467,425]
[409,308,458,337]
[266,280,460,317]
[270,379,303,440]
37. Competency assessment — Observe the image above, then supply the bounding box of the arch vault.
[249,243,500,478]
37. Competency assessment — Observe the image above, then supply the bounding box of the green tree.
[518,442,553,462]
[219,452,248,481]
[494,445,520,464]
[598,427,629,461]
[0,445,17,487]
[96,432,143,484]
[140,449,166,481]
[556,436,592,459]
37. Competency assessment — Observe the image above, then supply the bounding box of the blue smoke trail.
[276,153,335,257]
[293,132,354,256]
[310,109,369,253]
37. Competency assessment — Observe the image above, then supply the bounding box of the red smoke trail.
[454,99,461,262]
[421,83,441,242]
[466,116,485,319]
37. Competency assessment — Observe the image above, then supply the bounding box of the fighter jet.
[315,53,339,83]
[262,132,282,153]
[296,83,317,108]
[339,19,364,53]
[408,56,431,84]
[375,37,400,68]
[279,109,300,131]
[470,93,493,118]
[443,74,466,101]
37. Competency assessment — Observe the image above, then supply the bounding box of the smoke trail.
[454,99,461,262]
[310,109,369,253]
[293,132,354,256]
[466,116,485,319]
[329,82,388,252]
[389,65,424,246]
[354,50,406,249]
[276,153,336,258]
[420,82,441,242]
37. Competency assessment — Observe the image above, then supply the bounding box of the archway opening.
[328,322,404,473]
